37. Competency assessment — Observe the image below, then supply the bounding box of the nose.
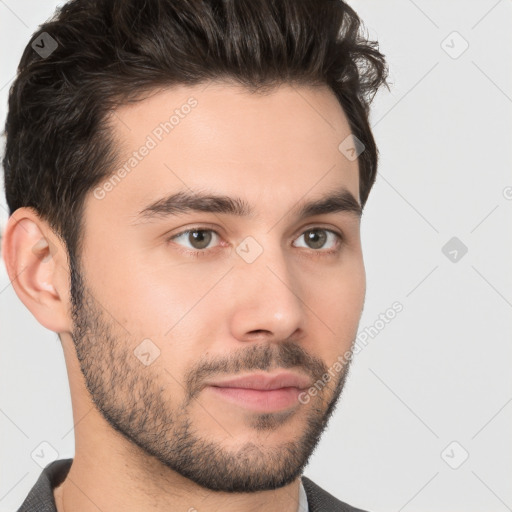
[227,240,306,344]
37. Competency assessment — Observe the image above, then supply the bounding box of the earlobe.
[1,207,73,334]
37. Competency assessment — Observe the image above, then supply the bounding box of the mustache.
[185,340,328,401]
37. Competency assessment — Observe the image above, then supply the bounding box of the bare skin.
[2,81,366,512]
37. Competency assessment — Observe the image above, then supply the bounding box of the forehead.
[86,81,360,226]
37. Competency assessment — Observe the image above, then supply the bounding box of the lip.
[205,371,312,391]
[203,371,312,413]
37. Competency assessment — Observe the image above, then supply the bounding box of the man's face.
[70,81,365,492]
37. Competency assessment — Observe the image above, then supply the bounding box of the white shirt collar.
[297,478,309,512]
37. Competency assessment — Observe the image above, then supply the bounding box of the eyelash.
[166,226,345,259]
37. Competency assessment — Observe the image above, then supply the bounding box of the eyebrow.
[133,186,362,224]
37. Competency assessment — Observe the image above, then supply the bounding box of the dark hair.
[3,0,389,266]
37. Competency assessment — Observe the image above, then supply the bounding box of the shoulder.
[16,458,73,512]
[301,475,371,512]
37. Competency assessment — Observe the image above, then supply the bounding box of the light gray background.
[1,1,511,511]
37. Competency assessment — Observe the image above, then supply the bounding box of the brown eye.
[304,229,327,250]
[170,229,219,251]
[293,228,342,251]
[186,230,213,250]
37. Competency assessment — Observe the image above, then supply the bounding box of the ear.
[1,207,73,333]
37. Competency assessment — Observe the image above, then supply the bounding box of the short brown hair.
[3,0,389,265]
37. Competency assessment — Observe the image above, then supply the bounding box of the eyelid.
[166,224,345,260]
[167,224,344,246]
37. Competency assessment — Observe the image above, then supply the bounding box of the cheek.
[308,259,366,360]
[111,265,225,380]
[328,281,364,324]
[323,282,364,336]
[122,271,205,337]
